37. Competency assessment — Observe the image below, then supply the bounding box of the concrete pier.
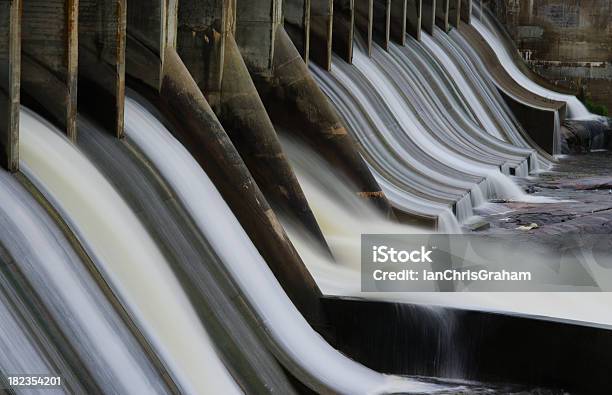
[310,0,333,69]
[460,0,471,23]
[332,0,354,63]
[285,0,310,63]
[449,0,460,28]
[157,48,326,326]
[390,0,407,45]
[435,0,450,32]
[177,0,331,256]
[0,0,20,171]
[79,0,126,138]
[126,0,176,91]
[406,0,422,40]
[421,0,436,35]
[21,0,79,141]
[373,0,391,51]
[355,0,373,56]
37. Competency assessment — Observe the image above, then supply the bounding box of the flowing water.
[123,96,454,395]
[471,16,595,120]
[19,108,241,395]
[0,170,170,394]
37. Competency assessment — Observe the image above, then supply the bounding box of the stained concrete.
[390,0,407,44]
[310,0,333,69]
[406,0,422,40]
[422,0,436,35]
[285,0,310,62]
[21,0,79,140]
[0,0,20,171]
[332,0,355,62]
[485,0,612,113]
[79,0,126,138]
[373,0,391,50]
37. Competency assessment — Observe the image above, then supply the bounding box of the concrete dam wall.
[484,0,612,113]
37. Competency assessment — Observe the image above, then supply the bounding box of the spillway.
[0,170,170,394]
[19,109,242,395]
[313,33,555,227]
[123,96,452,394]
[472,13,594,120]
[78,98,296,394]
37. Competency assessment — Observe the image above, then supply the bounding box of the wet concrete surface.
[472,151,612,244]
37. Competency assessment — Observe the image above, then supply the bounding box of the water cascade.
[472,17,594,120]
[0,171,170,394]
[123,96,452,395]
[19,109,242,395]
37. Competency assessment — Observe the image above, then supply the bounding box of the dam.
[1,0,612,394]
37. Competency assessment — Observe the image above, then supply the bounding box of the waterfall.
[19,108,241,395]
[472,18,595,120]
[0,171,170,394]
[123,96,451,395]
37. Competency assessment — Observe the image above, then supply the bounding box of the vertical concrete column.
[421,0,436,35]
[406,0,422,40]
[126,0,175,90]
[460,0,471,23]
[310,0,333,70]
[449,0,461,28]
[179,0,331,258]
[21,0,79,141]
[235,0,282,76]
[0,0,20,171]
[79,0,127,138]
[390,0,407,45]
[373,0,391,51]
[355,0,373,56]
[332,0,354,63]
[435,0,449,32]
[285,0,310,63]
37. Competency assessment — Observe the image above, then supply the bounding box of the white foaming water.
[472,18,595,120]
[0,171,169,394]
[124,97,450,395]
[19,108,241,395]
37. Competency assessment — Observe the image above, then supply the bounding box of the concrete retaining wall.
[0,0,20,171]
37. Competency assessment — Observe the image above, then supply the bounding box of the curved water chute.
[19,108,242,395]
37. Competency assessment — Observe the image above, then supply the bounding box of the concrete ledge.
[435,0,449,32]
[460,0,471,23]
[310,0,333,70]
[355,0,373,56]
[373,0,391,51]
[332,0,355,63]
[285,0,311,63]
[421,0,436,35]
[390,0,407,45]
[406,0,422,40]
[449,0,460,28]
[322,296,612,393]
[0,0,20,171]
[79,0,126,138]
[21,0,79,141]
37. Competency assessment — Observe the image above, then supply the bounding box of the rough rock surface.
[474,151,612,246]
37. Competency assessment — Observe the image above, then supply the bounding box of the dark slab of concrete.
[390,0,408,45]
[310,0,333,70]
[21,0,79,140]
[373,0,391,50]
[405,0,422,40]
[285,0,310,63]
[435,0,449,32]
[355,0,373,56]
[421,0,436,35]
[322,296,612,394]
[332,0,355,63]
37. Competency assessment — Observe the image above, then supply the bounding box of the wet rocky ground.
[472,151,612,244]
